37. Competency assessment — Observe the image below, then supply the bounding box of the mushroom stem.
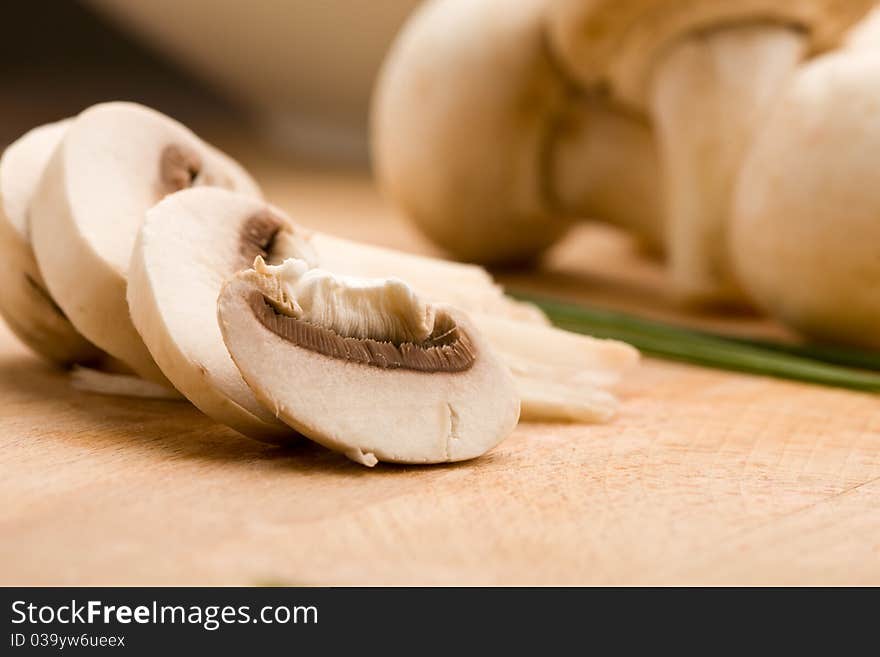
[552,98,663,252]
[649,24,806,303]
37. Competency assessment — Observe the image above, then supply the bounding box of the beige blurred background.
[1,0,420,163]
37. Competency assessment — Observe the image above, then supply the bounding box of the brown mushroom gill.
[159,144,204,195]
[246,289,476,373]
[238,210,283,266]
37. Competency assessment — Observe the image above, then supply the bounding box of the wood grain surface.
[2,149,879,586]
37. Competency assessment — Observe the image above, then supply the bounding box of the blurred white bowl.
[85,0,421,162]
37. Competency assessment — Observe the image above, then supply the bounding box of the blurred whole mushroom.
[372,0,663,266]
[374,0,876,305]
[547,0,875,303]
[731,50,880,349]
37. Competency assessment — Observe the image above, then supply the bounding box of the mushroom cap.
[128,187,291,442]
[0,119,103,365]
[372,0,571,264]
[731,52,880,348]
[550,0,875,109]
[29,102,260,383]
[219,273,520,465]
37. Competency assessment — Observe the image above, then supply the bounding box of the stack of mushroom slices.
[0,102,638,467]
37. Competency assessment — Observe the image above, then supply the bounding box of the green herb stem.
[512,292,880,393]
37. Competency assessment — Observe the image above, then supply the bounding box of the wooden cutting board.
[1,149,879,586]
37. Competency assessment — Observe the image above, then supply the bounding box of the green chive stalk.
[512,292,880,393]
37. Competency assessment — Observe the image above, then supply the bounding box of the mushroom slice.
[549,0,875,303]
[128,189,292,441]
[0,119,104,365]
[29,102,261,385]
[129,187,634,440]
[218,259,520,466]
[0,119,191,397]
[473,315,637,422]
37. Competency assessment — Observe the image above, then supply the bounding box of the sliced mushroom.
[473,314,636,422]
[128,187,537,440]
[372,0,662,265]
[128,189,291,440]
[128,187,635,440]
[549,0,874,303]
[0,119,187,399]
[0,119,105,365]
[29,102,261,385]
[218,259,520,466]
[0,118,186,398]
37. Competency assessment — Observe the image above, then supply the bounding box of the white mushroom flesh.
[0,119,104,365]
[219,263,520,466]
[130,187,635,442]
[260,202,640,423]
[29,102,261,385]
[472,314,637,422]
[252,257,435,344]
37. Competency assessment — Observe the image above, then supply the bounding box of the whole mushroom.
[549,0,876,303]
[372,0,662,266]
[731,50,880,348]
